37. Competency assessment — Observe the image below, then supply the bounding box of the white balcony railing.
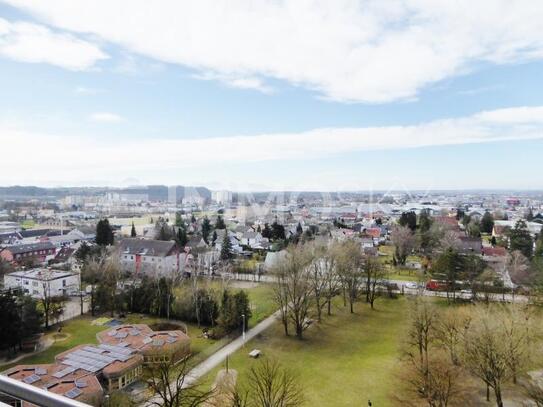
[0,374,92,407]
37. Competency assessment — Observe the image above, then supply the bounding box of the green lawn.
[0,316,107,370]
[246,283,276,328]
[1,283,275,372]
[203,297,410,406]
[387,269,425,282]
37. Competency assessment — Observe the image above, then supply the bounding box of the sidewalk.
[143,310,280,406]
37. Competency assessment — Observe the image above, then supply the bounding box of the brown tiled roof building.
[1,324,191,405]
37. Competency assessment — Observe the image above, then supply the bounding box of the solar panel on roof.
[75,380,88,388]
[64,387,82,399]
[34,367,47,375]
[166,337,177,344]
[83,346,105,354]
[99,343,133,355]
[153,339,165,346]
[115,332,128,339]
[43,381,56,389]
[23,374,40,384]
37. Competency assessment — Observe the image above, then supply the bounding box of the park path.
[143,309,280,406]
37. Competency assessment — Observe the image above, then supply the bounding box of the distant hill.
[0,185,211,202]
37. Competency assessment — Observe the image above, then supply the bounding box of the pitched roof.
[119,238,176,257]
[4,241,56,255]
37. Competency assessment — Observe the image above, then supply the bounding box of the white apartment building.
[3,268,79,298]
[212,190,233,205]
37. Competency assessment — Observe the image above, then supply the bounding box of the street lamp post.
[242,313,246,342]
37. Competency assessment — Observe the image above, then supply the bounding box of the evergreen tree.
[95,218,114,246]
[130,222,137,237]
[18,295,43,341]
[212,230,218,245]
[220,232,233,260]
[509,219,533,258]
[271,221,286,240]
[534,233,543,258]
[261,223,272,239]
[215,215,226,229]
[490,236,497,247]
[431,248,463,299]
[296,222,303,235]
[202,217,212,243]
[233,290,252,330]
[399,211,417,231]
[191,214,197,223]
[456,208,465,220]
[175,212,184,227]
[481,211,494,234]
[418,209,433,233]
[176,227,188,248]
[219,289,252,333]
[0,292,21,352]
[527,207,534,221]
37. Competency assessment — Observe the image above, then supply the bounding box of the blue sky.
[1,1,543,190]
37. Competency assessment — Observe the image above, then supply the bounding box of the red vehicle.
[425,279,447,291]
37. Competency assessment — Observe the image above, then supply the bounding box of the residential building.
[3,268,79,298]
[0,242,56,264]
[119,238,179,275]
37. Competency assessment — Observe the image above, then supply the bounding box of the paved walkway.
[143,310,280,406]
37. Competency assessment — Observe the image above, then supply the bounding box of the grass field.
[0,316,107,370]
[203,297,410,406]
[1,283,275,371]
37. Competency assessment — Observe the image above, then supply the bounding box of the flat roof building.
[1,324,191,405]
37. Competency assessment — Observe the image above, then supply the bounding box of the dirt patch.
[52,333,70,342]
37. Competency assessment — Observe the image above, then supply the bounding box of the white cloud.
[75,86,103,95]
[0,17,107,70]
[4,0,543,102]
[1,105,543,186]
[89,112,123,123]
[194,72,274,94]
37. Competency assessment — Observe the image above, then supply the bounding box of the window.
[62,280,66,287]
[32,281,38,287]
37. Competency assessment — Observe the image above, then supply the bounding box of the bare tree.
[398,298,468,406]
[462,306,510,407]
[144,350,213,407]
[365,255,387,309]
[502,304,534,385]
[308,244,338,321]
[398,350,468,407]
[335,240,365,313]
[439,230,460,252]
[82,252,121,317]
[435,307,471,366]
[247,359,304,407]
[508,250,531,286]
[272,245,313,339]
[391,225,416,266]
